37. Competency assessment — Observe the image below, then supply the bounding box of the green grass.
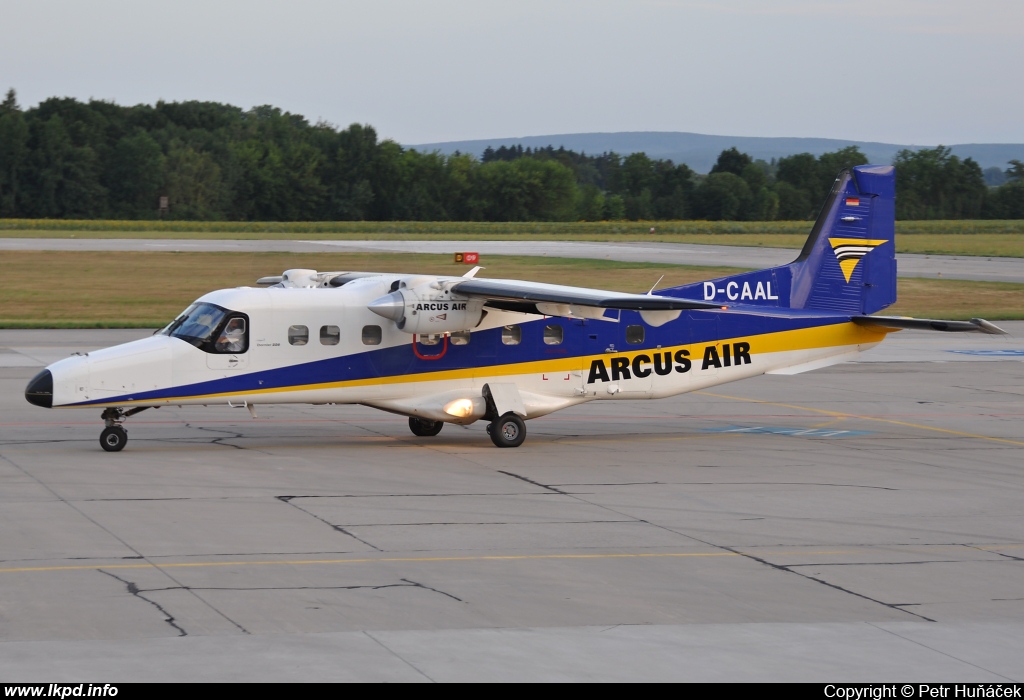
[2,250,1023,327]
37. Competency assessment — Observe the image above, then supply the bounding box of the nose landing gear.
[100,425,128,452]
[99,406,150,452]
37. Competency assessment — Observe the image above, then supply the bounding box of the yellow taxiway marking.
[0,550,855,574]
[696,392,1024,447]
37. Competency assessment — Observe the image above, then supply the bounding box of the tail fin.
[665,165,897,314]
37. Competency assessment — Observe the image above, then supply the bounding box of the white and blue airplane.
[24,165,1006,451]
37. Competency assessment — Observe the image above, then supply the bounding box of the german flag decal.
[829,238,889,283]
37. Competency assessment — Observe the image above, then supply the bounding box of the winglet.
[463,266,484,279]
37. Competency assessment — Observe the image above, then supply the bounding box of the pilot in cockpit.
[215,317,246,353]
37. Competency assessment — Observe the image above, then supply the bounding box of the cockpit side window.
[161,303,248,354]
[215,317,248,354]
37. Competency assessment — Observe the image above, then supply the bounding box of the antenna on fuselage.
[646,275,665,295]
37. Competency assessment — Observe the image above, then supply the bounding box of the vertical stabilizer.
[662,165,897,315]
[790,165,896,314]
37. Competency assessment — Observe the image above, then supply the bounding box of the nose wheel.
[100,426,128,452]
[98,406,150,452]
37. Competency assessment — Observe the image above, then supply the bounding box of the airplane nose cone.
[367,292,406,322]
[25,369,53,408]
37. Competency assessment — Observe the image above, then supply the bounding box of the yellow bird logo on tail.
[829,238,889,283]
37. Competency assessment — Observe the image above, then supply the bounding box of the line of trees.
[1,90,1022,221]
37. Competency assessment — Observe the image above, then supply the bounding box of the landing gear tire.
[100,426,127,452]
[489,413,525,448]
[409,417,444,437]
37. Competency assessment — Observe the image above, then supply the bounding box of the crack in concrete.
[276,496,382,551]
[497,470,569,495]
[713,544,936,622]
[191,425,249,451]
[788,559,962,567]
[966,544,1024,563]
[99,569,188,637]
[126,577,465,602]
[278,492,554,500]
[82,497,193,502]
[185,424,275,455]
[399,578,465,603]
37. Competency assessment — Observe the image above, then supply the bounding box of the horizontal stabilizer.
[852,316,1009,335]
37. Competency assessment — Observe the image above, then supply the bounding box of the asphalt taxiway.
[1,327,1023,681]
[1,238,1022,282]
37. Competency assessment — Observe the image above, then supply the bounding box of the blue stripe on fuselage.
[68,307,849,406]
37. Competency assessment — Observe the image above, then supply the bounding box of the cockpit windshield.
[160,303,230,348]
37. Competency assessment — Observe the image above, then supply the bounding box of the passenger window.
[502,325,521,345]
[320,325,340,345]
[362,325,382,345]
[418,335,440,346]
[288,325,309,346]
[543,324,563,345]
[450,330,470,346]
[626,325,644,345]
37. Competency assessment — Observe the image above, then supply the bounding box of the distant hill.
[407,132,1024,174]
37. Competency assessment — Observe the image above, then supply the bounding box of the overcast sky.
[3,0,1022,146]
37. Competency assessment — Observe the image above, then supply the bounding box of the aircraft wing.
[852,315,1008,335]
[451,278,722,315]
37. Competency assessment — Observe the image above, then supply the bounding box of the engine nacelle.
[368,278,486,334]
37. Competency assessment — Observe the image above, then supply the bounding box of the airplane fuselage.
[40,274,886,423]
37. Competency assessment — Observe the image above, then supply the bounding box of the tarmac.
[1,237,1022,283]
[1,325,1023,681]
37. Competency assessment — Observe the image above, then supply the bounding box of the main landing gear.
[408,416,444,437]
[487,412,526,448]
[99,407,150,452]
[408,413,527,447]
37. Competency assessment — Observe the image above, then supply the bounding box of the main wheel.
[489,413,526,448]
[100,426,127,452]
[409,417,444,437]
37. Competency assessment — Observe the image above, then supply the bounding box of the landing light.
[443,398,479,418]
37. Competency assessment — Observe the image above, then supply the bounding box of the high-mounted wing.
[367,275,726,332]
[449,278,723,327]
[853,315,1008,335]
[451,278,722,310]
